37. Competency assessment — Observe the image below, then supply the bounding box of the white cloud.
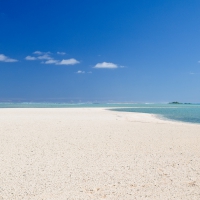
[25,51,80,66]
[56,58,80,65]
[33,51,51,55]
[38,54,52,60]
[189,72,200,75]
[93,62,118,69]
[57,52,66,55]
[25,56,37,60]
[44,59,59,64]
[25,51,52,61]
[33,51,43,55]
[198,61,200,63]
[0,54,18,62]
[76,70,85,74]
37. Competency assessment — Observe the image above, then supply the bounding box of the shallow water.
[111,104,200,124]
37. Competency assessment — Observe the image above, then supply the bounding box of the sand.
[0,108,200,200]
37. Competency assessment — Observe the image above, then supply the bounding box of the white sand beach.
[0,108,200,200]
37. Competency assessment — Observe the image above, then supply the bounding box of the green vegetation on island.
[169,102,182,104]
[169,102,191,105]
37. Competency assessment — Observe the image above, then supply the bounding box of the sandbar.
[0,108,200,199]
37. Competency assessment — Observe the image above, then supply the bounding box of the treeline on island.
[169,102,191,104]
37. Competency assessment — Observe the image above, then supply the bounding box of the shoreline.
[107,107,200,126]
[2,106,200,125]
[0,108,200,199]
[1,104,200,125]
[109,109,200,126]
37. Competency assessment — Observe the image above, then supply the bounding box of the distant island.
[169,102,191,104]
[169,102,182,104]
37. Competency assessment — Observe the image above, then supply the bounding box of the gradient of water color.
[111,104,200,124]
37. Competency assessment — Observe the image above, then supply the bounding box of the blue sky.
[0,0,200,103]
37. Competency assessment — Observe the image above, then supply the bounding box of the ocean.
[0,103,200,124]
[111,104,200,124]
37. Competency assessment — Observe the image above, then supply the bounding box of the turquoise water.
[111,104,200,124]
[0,103,200,124]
